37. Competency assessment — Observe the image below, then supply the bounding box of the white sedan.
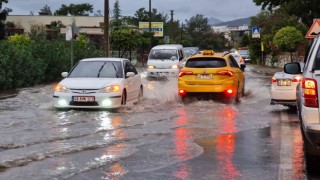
[270,71,301,107]
[53,58,143,109]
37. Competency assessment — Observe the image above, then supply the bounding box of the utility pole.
[170,10,174,23]
[180,23,184,44]
[149,0,151,32]
[104,0,109,57]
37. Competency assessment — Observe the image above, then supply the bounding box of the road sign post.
[252,27,260,39]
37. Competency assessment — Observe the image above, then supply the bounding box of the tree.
[123,8,168,26]
[273,26,306,62]
[39,5,52,15]
[54,3,93,16]
[253,0,320,26]
[0,0,11,39]
[111,0,123,30]
[185,14,211,47]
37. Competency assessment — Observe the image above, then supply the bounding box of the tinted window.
[186,58,227,68]
[229,56,239,68]
[69,61,123,78]
[314,46,320,70]
[149,49,178,60]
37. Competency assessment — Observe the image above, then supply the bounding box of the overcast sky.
[4,0,262,22]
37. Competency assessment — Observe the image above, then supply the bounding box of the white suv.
[284,35,320,172]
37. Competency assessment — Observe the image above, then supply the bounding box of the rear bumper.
[270,99,296,106]
[305,124,320,145]
[147,69,179,77]
[178,82,237,93]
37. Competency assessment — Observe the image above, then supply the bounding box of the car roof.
[188,52,225,59]
[79,57,128,62]
[151,44,183,50]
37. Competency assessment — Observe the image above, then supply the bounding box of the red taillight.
[302,78,318,108]
[178,89,187,96]
[224,89,234,97]
[217,70,234,77]
[292,76,302,82]
[179,70,193,77]
[271,77,277,83]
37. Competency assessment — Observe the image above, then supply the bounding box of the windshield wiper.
[111,63,120,78]
[97,62,107,77]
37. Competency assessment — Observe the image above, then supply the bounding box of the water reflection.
[173,108,191,179]
[215,107,240,180]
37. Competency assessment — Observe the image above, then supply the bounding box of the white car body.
[53,58,142,109]
[230,53,245,67]
[270,72,301,106]
[147,44,186,77]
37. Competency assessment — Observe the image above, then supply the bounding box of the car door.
[124,61,140,101]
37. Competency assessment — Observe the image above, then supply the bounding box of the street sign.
[252,27,260,38]
[306,19,320,39]
[139,22,164,37]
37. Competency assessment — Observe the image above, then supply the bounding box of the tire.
[235,83,241,103]
[301,124,320,173]
[121,90,126,105]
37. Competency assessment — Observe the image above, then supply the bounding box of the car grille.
[69,102,99,106]
[70,89,99,94]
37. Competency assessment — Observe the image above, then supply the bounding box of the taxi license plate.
[72,96,95,102]
[196,74,213,79]
[277,80,291,86]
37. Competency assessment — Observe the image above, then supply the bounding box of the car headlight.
[148,65,155,69]
[99,85,120,93]
[171,65,179,69]
[55,85,70,93]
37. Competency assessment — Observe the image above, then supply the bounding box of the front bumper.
[53,92,122,109]
[147,68,179,77]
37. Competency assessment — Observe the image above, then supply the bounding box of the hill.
[215,17,251,26]
[208,17,223,25]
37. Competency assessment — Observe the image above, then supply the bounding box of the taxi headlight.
[148,65,155,69]
[171,65,179,69]
[99,85,120,93]
[55,85,70,93]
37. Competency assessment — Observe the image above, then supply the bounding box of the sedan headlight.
[171,65,179,69]
[148,65,156,69]
[99,85,120,93]
[55,85,70,93]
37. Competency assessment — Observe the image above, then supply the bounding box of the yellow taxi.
[178,50,246,102]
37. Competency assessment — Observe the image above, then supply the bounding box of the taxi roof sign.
[306,19,320,39]
[202,50,214,55]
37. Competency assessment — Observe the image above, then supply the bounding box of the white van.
[147,44,186,77]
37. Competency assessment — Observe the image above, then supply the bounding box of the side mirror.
[126,72,135,78]
[179,56,183,61]
[61,72,68,78]
[240,64,246,72]
[284,62,301,74]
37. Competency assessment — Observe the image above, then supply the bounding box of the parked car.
[53,58,143,109]
[270,71,302,108]
[284,36,320,172]
[178,50,246,103]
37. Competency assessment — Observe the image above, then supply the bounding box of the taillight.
[217,70,234,77]
[178,89,187,96]
[271,77,277,83]
[224,89,234,97]
[302,78,318,108]
[292,76,301,82]
[179,70,193,77]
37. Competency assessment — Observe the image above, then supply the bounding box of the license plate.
[72,96,95,102]
[277,80,291,86]
[196,74,213,79]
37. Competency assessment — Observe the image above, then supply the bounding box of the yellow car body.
[178,50,245,99]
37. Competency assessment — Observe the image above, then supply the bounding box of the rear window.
[185,58,227,68]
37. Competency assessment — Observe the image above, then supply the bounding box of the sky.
[3,0,262,22]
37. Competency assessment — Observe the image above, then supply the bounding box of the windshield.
[239,50,249,55]
[149,49,179,60]
[68,61,123,78]
[186,58,227,68]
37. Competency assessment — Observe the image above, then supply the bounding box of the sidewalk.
[248,64,283,76]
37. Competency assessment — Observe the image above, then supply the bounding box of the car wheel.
[301,125,320,173]
[242,80,245,97]
[121,90,126,105]
[235,84,241,103]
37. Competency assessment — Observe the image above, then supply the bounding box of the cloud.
[4,0,261,22]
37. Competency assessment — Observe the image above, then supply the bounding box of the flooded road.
[0,66,313,179]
